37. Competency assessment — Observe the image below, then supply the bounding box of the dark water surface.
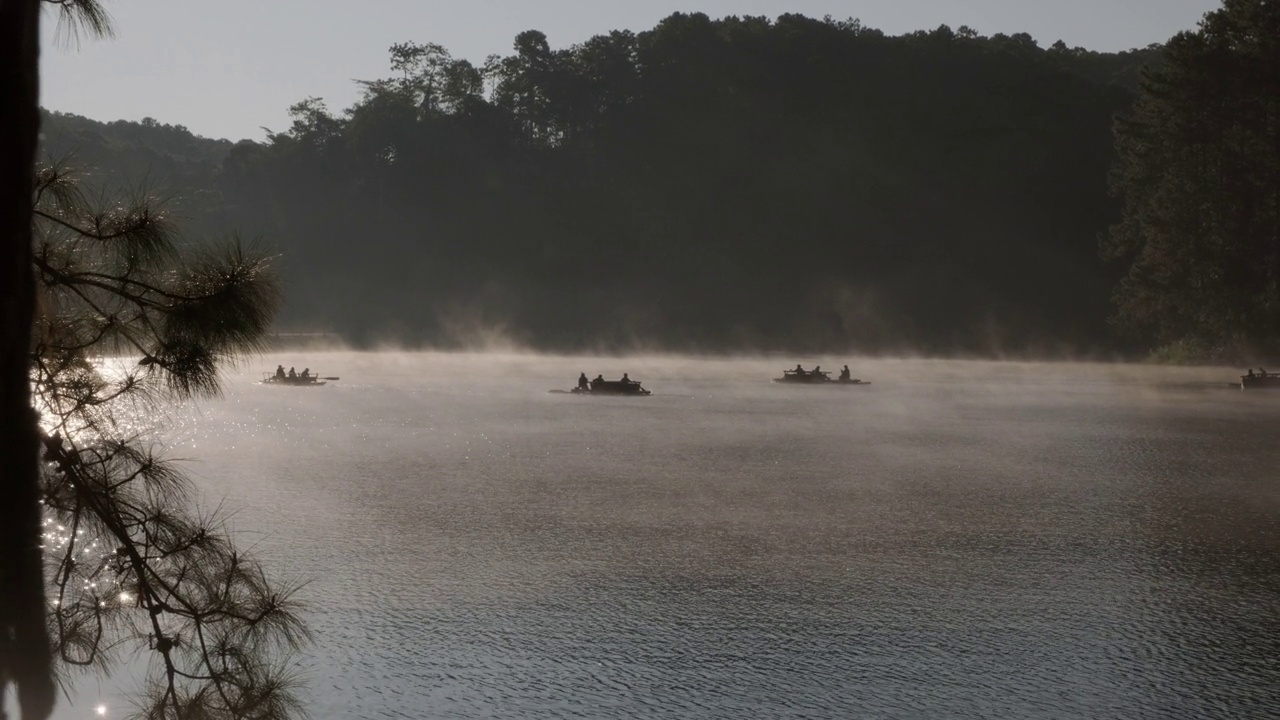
[54,354,1280,719]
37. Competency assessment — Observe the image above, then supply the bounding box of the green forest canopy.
[43,13,1174,356]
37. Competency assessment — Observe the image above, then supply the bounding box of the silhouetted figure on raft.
[1239,367,1280,389]
[571,373,651,395]
[301,368,311,379]
[276,365,286,379]
[774,364,867,385]
[288,367,297,378]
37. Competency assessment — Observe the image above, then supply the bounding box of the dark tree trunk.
[0,1,54,719]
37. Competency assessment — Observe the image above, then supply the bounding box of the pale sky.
[39,0,1220,142]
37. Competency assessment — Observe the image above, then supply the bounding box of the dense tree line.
[1106,0,1280,361]
[224,14,1167,353]
[46,14,1164,355]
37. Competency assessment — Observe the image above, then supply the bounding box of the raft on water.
[551,377,652,396]
[772,369,869,385]
[1239,370,1280,390]
[261,373,337,387]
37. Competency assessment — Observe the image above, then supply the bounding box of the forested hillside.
[43,14,1164,354]
[40,111,233,238]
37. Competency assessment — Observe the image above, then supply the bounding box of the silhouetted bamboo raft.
[1239,370,1280,390]
[550,378,652,396]
[773,369,870,385]
[261,373,338,386]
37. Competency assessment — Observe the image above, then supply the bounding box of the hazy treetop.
[40,0,1218,141]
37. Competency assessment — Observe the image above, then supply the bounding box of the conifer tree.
[3,3,111,718]
[4,2,309,718]
[1106,0,1280,359]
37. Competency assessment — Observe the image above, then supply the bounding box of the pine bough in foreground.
[31,163,309,719]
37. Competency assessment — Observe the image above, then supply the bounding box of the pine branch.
[30,157,307,718]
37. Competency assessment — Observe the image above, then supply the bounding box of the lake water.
[48,353,1280,719]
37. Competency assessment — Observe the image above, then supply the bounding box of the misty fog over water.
[57,353,1280,719]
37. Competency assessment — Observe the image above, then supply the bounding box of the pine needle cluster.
[31,162,308,720]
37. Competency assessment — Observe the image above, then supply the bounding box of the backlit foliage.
[31,162,308,719]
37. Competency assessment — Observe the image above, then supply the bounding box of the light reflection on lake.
[51,353,1280,719]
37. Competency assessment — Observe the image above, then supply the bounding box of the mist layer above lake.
[58,353,1280,719]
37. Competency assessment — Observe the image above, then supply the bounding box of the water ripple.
[52,354,1280,719]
